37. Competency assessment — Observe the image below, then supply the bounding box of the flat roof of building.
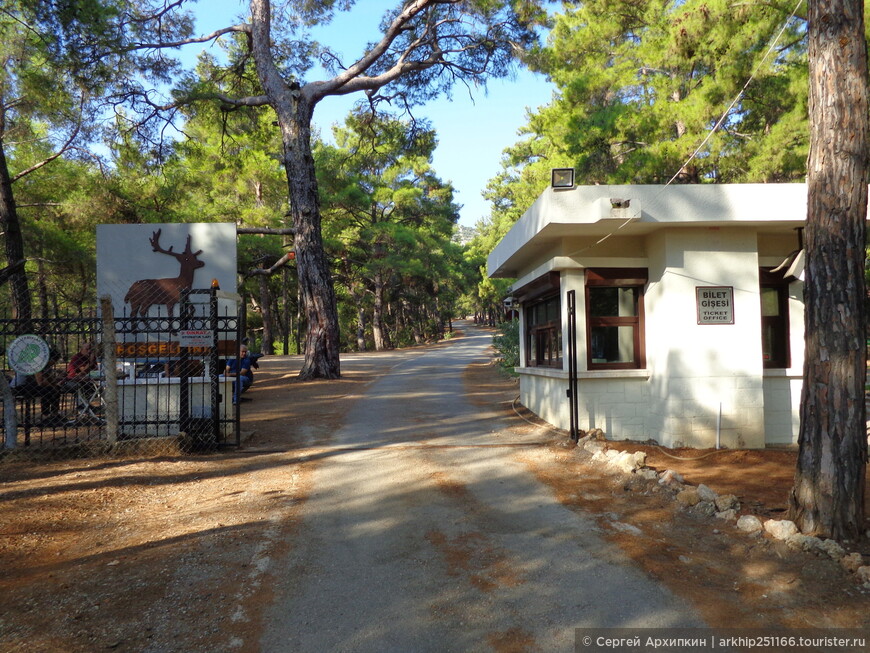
[487,183,811,279]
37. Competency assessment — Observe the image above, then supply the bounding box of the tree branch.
[116,24,249,56]
[305,0,463,102]
[11,121,81,183]
[0,260,26,286]
[237,227,297,236]
[245,251,296,277]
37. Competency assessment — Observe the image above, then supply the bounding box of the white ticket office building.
[487,180,821,449]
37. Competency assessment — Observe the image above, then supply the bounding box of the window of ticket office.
[759,268,790,368]
[586,268,647,370]
[525,293,562,368]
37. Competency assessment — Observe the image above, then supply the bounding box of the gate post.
[100,296,119,443]
[567,290,579,442]
[209,285,220,443]
[1,373,17,449]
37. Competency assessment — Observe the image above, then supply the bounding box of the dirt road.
[259,324,702,651]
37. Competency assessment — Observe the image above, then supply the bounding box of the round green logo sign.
[7,335,50,375]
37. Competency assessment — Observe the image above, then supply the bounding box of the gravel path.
[260,324,705,652]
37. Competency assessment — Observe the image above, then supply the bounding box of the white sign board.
[96,223,237,319]
[696,286,735,325]
[7,334,50,374]
[179,329,214,348]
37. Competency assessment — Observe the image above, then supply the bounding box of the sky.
[183,0,556,228]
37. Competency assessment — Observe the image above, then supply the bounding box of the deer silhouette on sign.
[124,229,206,317]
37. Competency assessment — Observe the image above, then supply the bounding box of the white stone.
[584,440,606,454]
[609,450,646,474]
[764,519,799,540]
[736,515,763,533]
[841,552,864,573]
[612,452,638,474]
[715,509,738,521]
[659,469,684,487]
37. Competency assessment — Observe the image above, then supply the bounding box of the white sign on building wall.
[696,286,735,325]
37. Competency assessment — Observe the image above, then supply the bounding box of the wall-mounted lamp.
[551,168,575,189]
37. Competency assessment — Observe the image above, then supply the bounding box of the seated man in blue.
[225,344,254,405]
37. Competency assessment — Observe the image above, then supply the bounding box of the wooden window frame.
[585,268,647,370]
[524,292,563,368]
[759,267,791,369]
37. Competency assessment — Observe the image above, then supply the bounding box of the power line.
[567,0,807,258]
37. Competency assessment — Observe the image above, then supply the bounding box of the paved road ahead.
[261,323,704,651]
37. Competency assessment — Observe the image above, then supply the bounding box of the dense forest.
[0,0,847,353]
[0,0,538,358]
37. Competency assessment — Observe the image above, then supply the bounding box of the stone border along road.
[257,323,705,651]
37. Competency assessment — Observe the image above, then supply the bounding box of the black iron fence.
[0,289,242,459]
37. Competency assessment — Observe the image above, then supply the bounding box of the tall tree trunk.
[282,265,290,355]
[347,283,367,352]
[340,257,367,351]
[432,282,444,339]
[372,271,390,351]
[0,136,30,324]
[296,283,304,355]
[788,0,869,540]
[258,274,274,355]
[36,248,49,319]
[356,302,367,352]
[251,0,340,379]
[284,121,340,378]
[393,299,405,344]
[402,298,423,344]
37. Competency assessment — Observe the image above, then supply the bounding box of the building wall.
[762,374,802,445]
[516,225,807,449]
[518,367,568,428]
[518,368,650,440]
[645,228,766,448]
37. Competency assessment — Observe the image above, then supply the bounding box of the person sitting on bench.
[225,345,254,405]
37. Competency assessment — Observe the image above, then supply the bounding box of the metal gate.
[0,288,242,458]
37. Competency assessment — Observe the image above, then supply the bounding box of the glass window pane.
[546,297,560,322]
[590,287,637,317]
[526,295,560,328]
[762,317,787,366]
[762,321,776,362]
[590,326,635,364]
[761,287,780,317]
